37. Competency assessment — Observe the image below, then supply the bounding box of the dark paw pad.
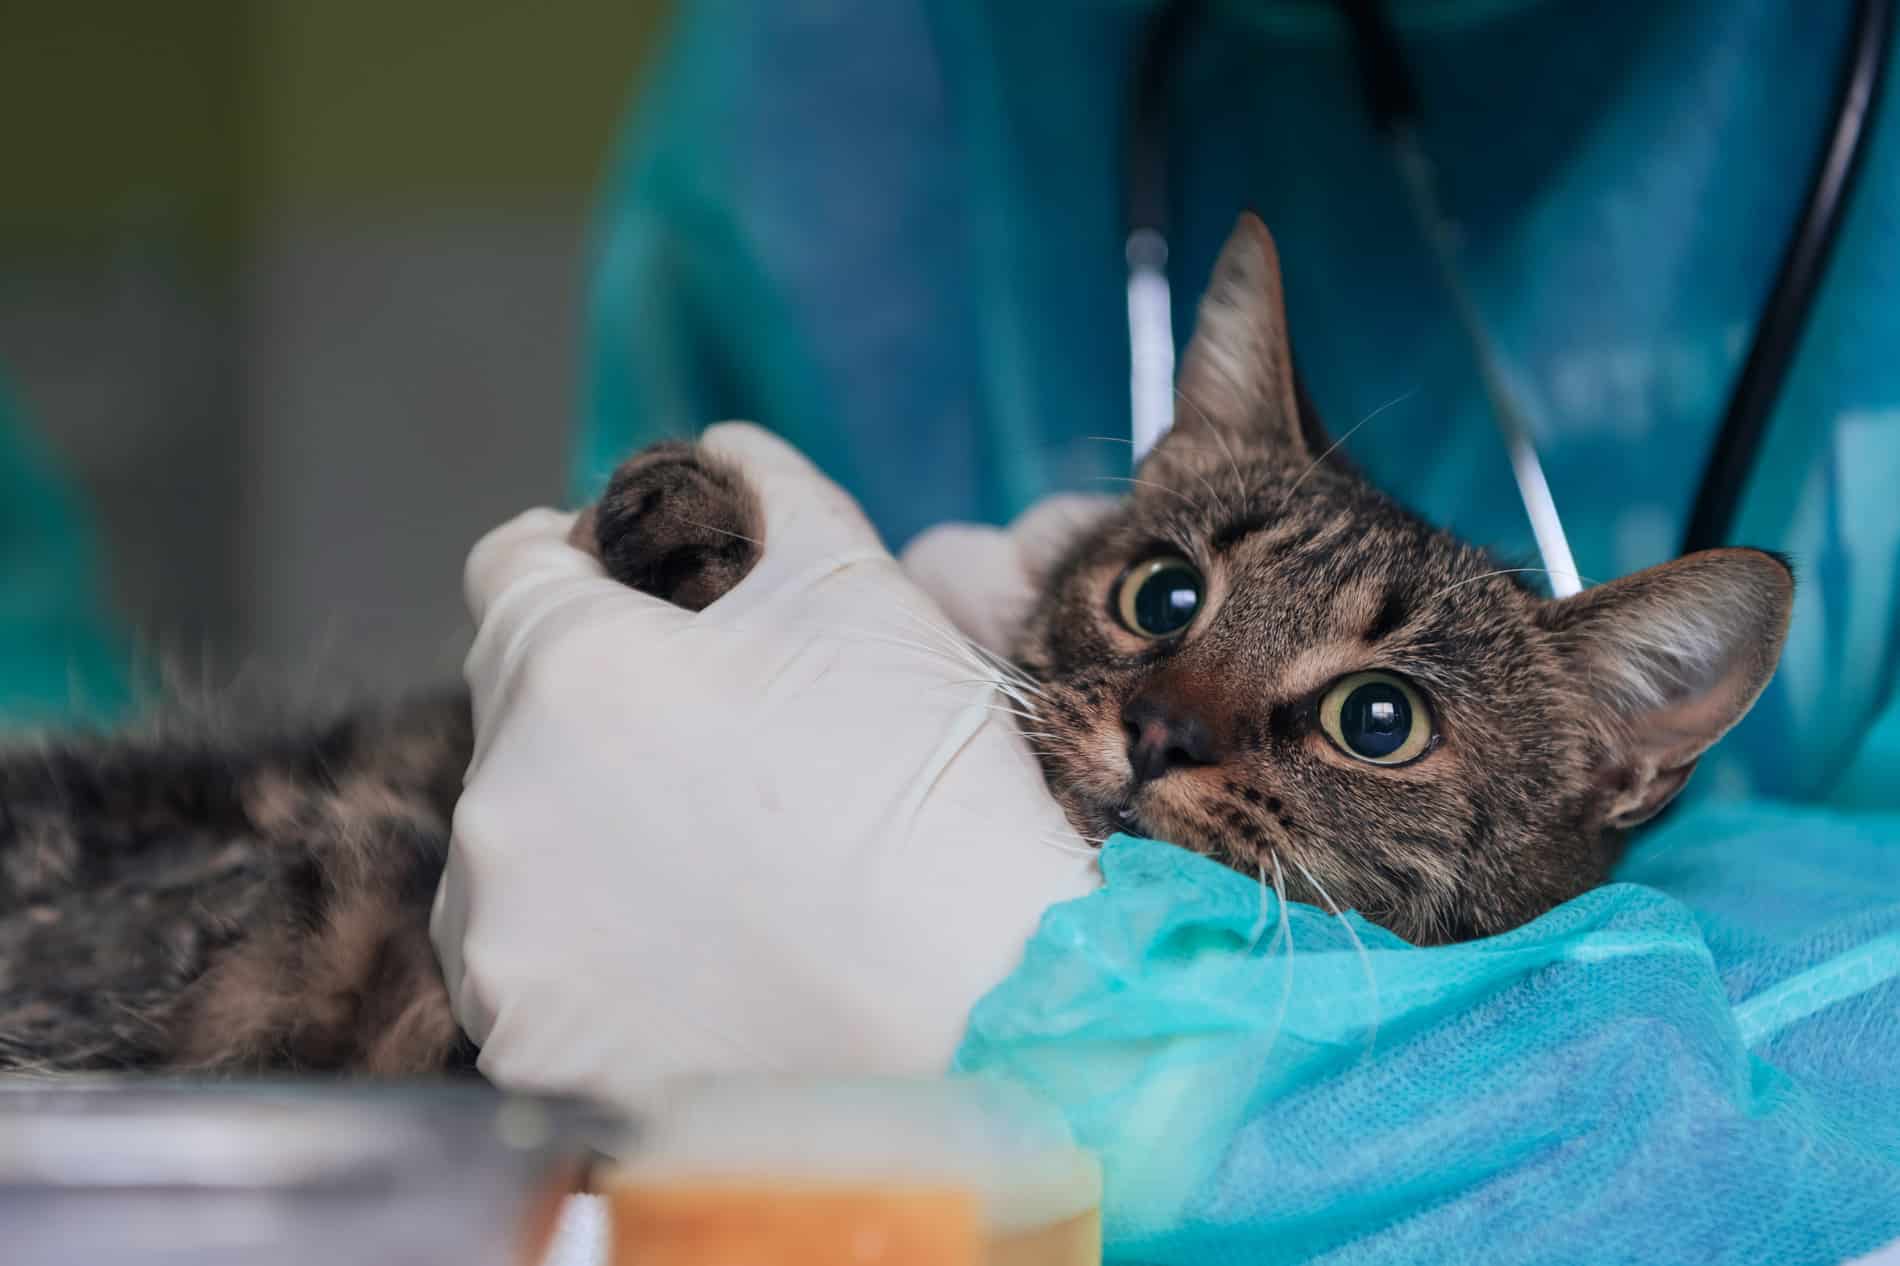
[587,442,763,611]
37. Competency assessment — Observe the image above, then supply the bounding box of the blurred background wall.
[0,1,670,695]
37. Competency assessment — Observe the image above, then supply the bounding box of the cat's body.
[0,216,1793,1074]
[0,690,474,1073]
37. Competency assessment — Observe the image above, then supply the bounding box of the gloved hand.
[431,423,1101,1113]
[898,494,1117,655]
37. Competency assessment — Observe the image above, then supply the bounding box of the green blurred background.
[0,1,670,699]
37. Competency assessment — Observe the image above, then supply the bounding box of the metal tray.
[0,1077,623,1266]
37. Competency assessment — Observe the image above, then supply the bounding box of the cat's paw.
[574,441,763,611]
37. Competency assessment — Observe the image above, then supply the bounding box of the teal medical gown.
[0,376,129,728]
[615,0,1894,1257]
[586,2,1899,1259]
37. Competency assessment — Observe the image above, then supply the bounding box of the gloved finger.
[463,508,600,625]
[899,523,1035,655]
[698,422,889,570]
[1007,493,1119,577]
[900,494,1118,653]
[461,507,692,744]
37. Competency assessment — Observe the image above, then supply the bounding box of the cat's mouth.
[1108,789,1184,846]
[1112,802,1148,840]
[1104,780,1228,857]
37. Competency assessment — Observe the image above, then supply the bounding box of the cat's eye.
[1114,556,1204,638]
[1319,671,1434,765]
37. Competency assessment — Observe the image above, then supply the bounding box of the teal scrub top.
[581,12,1900,1256]
[578,0,1900,811]
[0,375,130,729]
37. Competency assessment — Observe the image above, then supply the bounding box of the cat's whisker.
[659,510,761,548]
[940,680,1048,721]
[1171,387,1250,503]
[1088,475,1209,516]
[940,676,1040,699]
[1423,566,1595,604]
[834,629,972,666]
[984,668,1038,699]
[1291,856,1380,1057]
[834,631,1043,712]
[1087,433,1234,517]
[976,664,1050,713]
[1266,850,1296,1059]
[1193,470,1238,520]
[841,622,1023,690]
[1283,388,1417,502]
[1037,832,1102,857]
[893,607,1052,701]
[962,642,1050,699]
[938,674,1042,704]
[1245,862,1274,955]
[937,793,1098,859]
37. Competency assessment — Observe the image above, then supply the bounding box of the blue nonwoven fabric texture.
[956,819,1900,1265]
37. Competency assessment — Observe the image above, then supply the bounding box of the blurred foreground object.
[0,1079,615,1266]
[0,376,129,729]
[603,1076,1099,1266]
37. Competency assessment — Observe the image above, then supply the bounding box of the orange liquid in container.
[601,1078,1101,1266]
[606,1181,982,1265]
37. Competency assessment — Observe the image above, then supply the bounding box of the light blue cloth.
[957,827,1900,1264]
[585,1,1900,1258]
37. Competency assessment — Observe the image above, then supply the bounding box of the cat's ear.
[1539,548,1794,827]
[1162,213,1316,462]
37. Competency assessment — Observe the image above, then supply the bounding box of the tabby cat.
[0,215,1791,1074]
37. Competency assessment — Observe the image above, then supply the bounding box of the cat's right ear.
[1156,213,1316,465]
[1538,548,1795,828]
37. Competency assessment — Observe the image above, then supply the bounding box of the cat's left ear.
[1539,548,1795,827]
[1153,213,1320,466]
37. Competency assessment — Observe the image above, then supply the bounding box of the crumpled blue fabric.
[955,814,1900,1265]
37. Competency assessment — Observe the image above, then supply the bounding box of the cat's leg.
[570,440,764,610]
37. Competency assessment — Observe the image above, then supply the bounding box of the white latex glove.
[898,495,1118,655]
[431,423,1101,1113]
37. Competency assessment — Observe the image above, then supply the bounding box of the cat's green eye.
[1319,671,1434,766]
[1114,556,1204,638]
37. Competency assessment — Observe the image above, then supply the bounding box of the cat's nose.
[1122,692,1222,784]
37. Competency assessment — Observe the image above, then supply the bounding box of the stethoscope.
[1124,0,1892,594]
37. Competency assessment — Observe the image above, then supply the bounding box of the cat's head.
[1014,215,1793,943]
